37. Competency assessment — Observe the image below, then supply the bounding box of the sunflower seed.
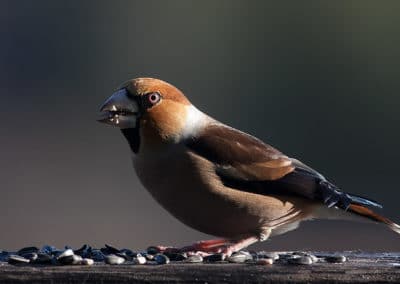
[105,254,125,265]
[309,254,319,263]
[33,253,53,264]
[74,244,91,258]
[120,249,134,257]
[278,253,296,260]
[164,252,186,261]
[204,253,225,262]
[0,251,9,261]
[58,254,82,265]
[154,254,170,265]
[288,256,313,265]
[146,246,161,255]
[81,258,94,265]
[21,253,38,261]
[40,245,56,255]
[8,255,30,265]
[57,249,74,260]
[256,258,274,265]
[145,254,154,260]
[325,255,346,263]
[291,252,319,263]
[133,255,147,265]
[228,252,252,263]
[58,255,75,265]
[101,244,120,255]
[184,255,203,263]
[90,249,105,261]
[116,252,133,261]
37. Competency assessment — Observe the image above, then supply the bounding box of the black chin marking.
[121,124,140,153]
[121,128,140,153]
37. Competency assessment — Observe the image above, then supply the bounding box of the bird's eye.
[148,92,161,105]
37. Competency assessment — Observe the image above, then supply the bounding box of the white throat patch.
[180,105,209,140]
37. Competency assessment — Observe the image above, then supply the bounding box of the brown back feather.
[186,124,294,181]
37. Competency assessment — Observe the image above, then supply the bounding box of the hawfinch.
[98,77,399,255]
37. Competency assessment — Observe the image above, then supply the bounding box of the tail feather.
[348,204,400,235]
[317,180,383,210]
[348,194,383,209]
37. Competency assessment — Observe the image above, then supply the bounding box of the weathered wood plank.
[1,252,400,283]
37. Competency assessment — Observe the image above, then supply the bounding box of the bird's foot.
[214,236,259,257]
[154,237,259,258]
[153,239,230,256]
[180,238,231,253]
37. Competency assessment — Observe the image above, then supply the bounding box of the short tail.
[312,179,399,233]
[317,180,383,210]
[348,204,400,235]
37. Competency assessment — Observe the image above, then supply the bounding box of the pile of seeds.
[0,245,347,266]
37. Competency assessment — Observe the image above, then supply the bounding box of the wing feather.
[185,123,382,210]
[186,124,294,181]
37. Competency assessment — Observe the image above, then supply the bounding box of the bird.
[98,77,400,255]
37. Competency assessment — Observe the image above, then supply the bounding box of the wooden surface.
[1,252,400,283]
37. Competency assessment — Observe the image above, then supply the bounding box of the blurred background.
[0,0,399,251]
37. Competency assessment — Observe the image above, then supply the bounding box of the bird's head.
[98,78,206,151]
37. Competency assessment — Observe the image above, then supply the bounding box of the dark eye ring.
[148,92,161,105]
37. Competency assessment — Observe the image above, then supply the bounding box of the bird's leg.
[182,235,262,257]
[216,229,271,257]
[180,238,231,253]
[217,236,259,257]
[155,230,270,257]
[152,239,230,255]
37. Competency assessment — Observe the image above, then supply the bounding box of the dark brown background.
[1,0,399,251]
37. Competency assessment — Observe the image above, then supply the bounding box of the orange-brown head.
[98,78,208,152]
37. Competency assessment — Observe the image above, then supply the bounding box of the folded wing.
[186,123,381,211]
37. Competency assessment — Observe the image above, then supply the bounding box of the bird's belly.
[133,149,306,239]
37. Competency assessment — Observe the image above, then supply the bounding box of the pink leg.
[184,236,259,257]
[219,236,259,256]
[180,238,231,253]
[153,239,230,254]
[155,234,265,257]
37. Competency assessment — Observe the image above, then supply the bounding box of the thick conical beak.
[98,88,139,128]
